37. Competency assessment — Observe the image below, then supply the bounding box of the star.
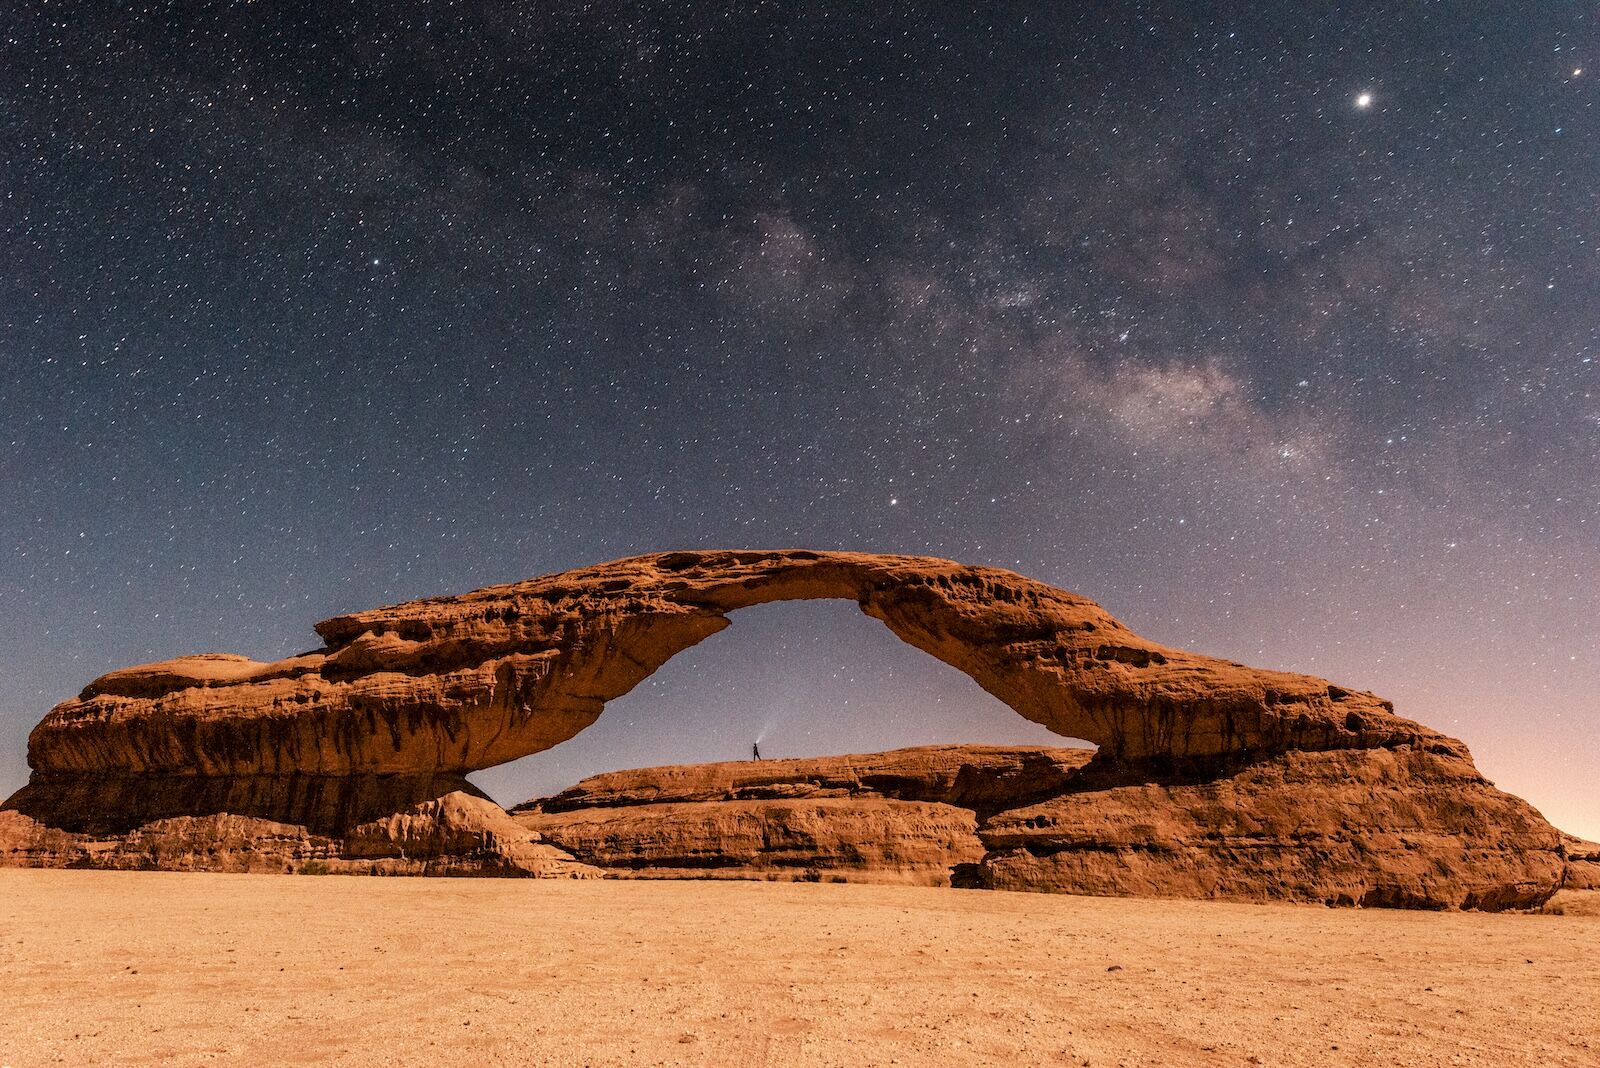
[1355,92,1374,109]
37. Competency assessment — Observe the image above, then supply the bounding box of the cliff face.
[519,799,984,885]
[1561,836,1600,891]
[0,549,1571,907]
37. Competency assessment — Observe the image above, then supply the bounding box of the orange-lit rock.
[514,745,1093,884]
[0,549,1561,905]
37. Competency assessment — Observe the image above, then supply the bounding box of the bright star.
[1355,92,1373,109]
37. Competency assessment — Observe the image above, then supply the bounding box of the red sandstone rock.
[520,798,983,885]
[23,550,1456,803]
[0,791,600,878]
[0,550,1564,905]
[514,745,1092,884]
[509,743,1569,908]
[1560,835,1600,891]
[522,744,1094,817]
[975,747,1564,910]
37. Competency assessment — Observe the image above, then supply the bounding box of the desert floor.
[1,870,1596,1067]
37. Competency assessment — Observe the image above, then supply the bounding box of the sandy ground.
[1,871,1595,1067]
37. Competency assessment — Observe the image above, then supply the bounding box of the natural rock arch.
[4,548,1579,911]
[14,549,1462,834]
[465,594,1064,804]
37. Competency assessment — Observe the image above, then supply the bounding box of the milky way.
[3,6,1596,835]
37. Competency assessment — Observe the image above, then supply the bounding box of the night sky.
[3,5,1596,837]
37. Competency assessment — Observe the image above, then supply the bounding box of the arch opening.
[468,597,1095,808]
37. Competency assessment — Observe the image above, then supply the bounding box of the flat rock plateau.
[3,550,1590,909]
[1,869,1596,1068]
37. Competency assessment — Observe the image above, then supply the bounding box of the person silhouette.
[752,742,761,761]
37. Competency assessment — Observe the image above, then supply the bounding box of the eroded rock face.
[515,746,1092,885]
[5,770,486,837]
[521,799,985,885]
[1561,836,1600,891]
[0,549,1567,904]
[0,793,602,878]
[23,550,1457,796]
[510,744,1569,908]
[973,748,1565,910]
[526,744,1095,818]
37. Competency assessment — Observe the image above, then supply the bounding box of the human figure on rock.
[752,742,761,761]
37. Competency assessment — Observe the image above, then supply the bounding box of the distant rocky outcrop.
[0,549,1574,907]
[529,744,1094,817]
[1560,835,1600,891]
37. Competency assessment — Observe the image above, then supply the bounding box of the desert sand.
[2,871,1595,1067]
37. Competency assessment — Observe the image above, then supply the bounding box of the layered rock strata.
[973,748,1564,910]
[514,745,1091,884]
[0,792,601,878]
[17,550,1458,832]
[1560,835,1600,891]
[0,548,1571,905]
[515,744,1570,909]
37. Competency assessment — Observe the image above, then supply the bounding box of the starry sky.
[3,4,1596,838]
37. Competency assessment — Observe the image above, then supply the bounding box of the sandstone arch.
[14,549,1460,834]
[4,549,1578,909]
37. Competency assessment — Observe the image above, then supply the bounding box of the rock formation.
[973,747,1564,909]
[14,550,1457,830]
[1560,835,1600,891]
[514,745,1092,884]
[0,548,1576,907]
[514,744,1569,909]
[0,793,601,878]
[530,744,1094,817]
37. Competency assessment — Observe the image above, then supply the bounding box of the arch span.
[466,594,1080,807]
[28,549,1460,800]
[7,549,1567,914]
